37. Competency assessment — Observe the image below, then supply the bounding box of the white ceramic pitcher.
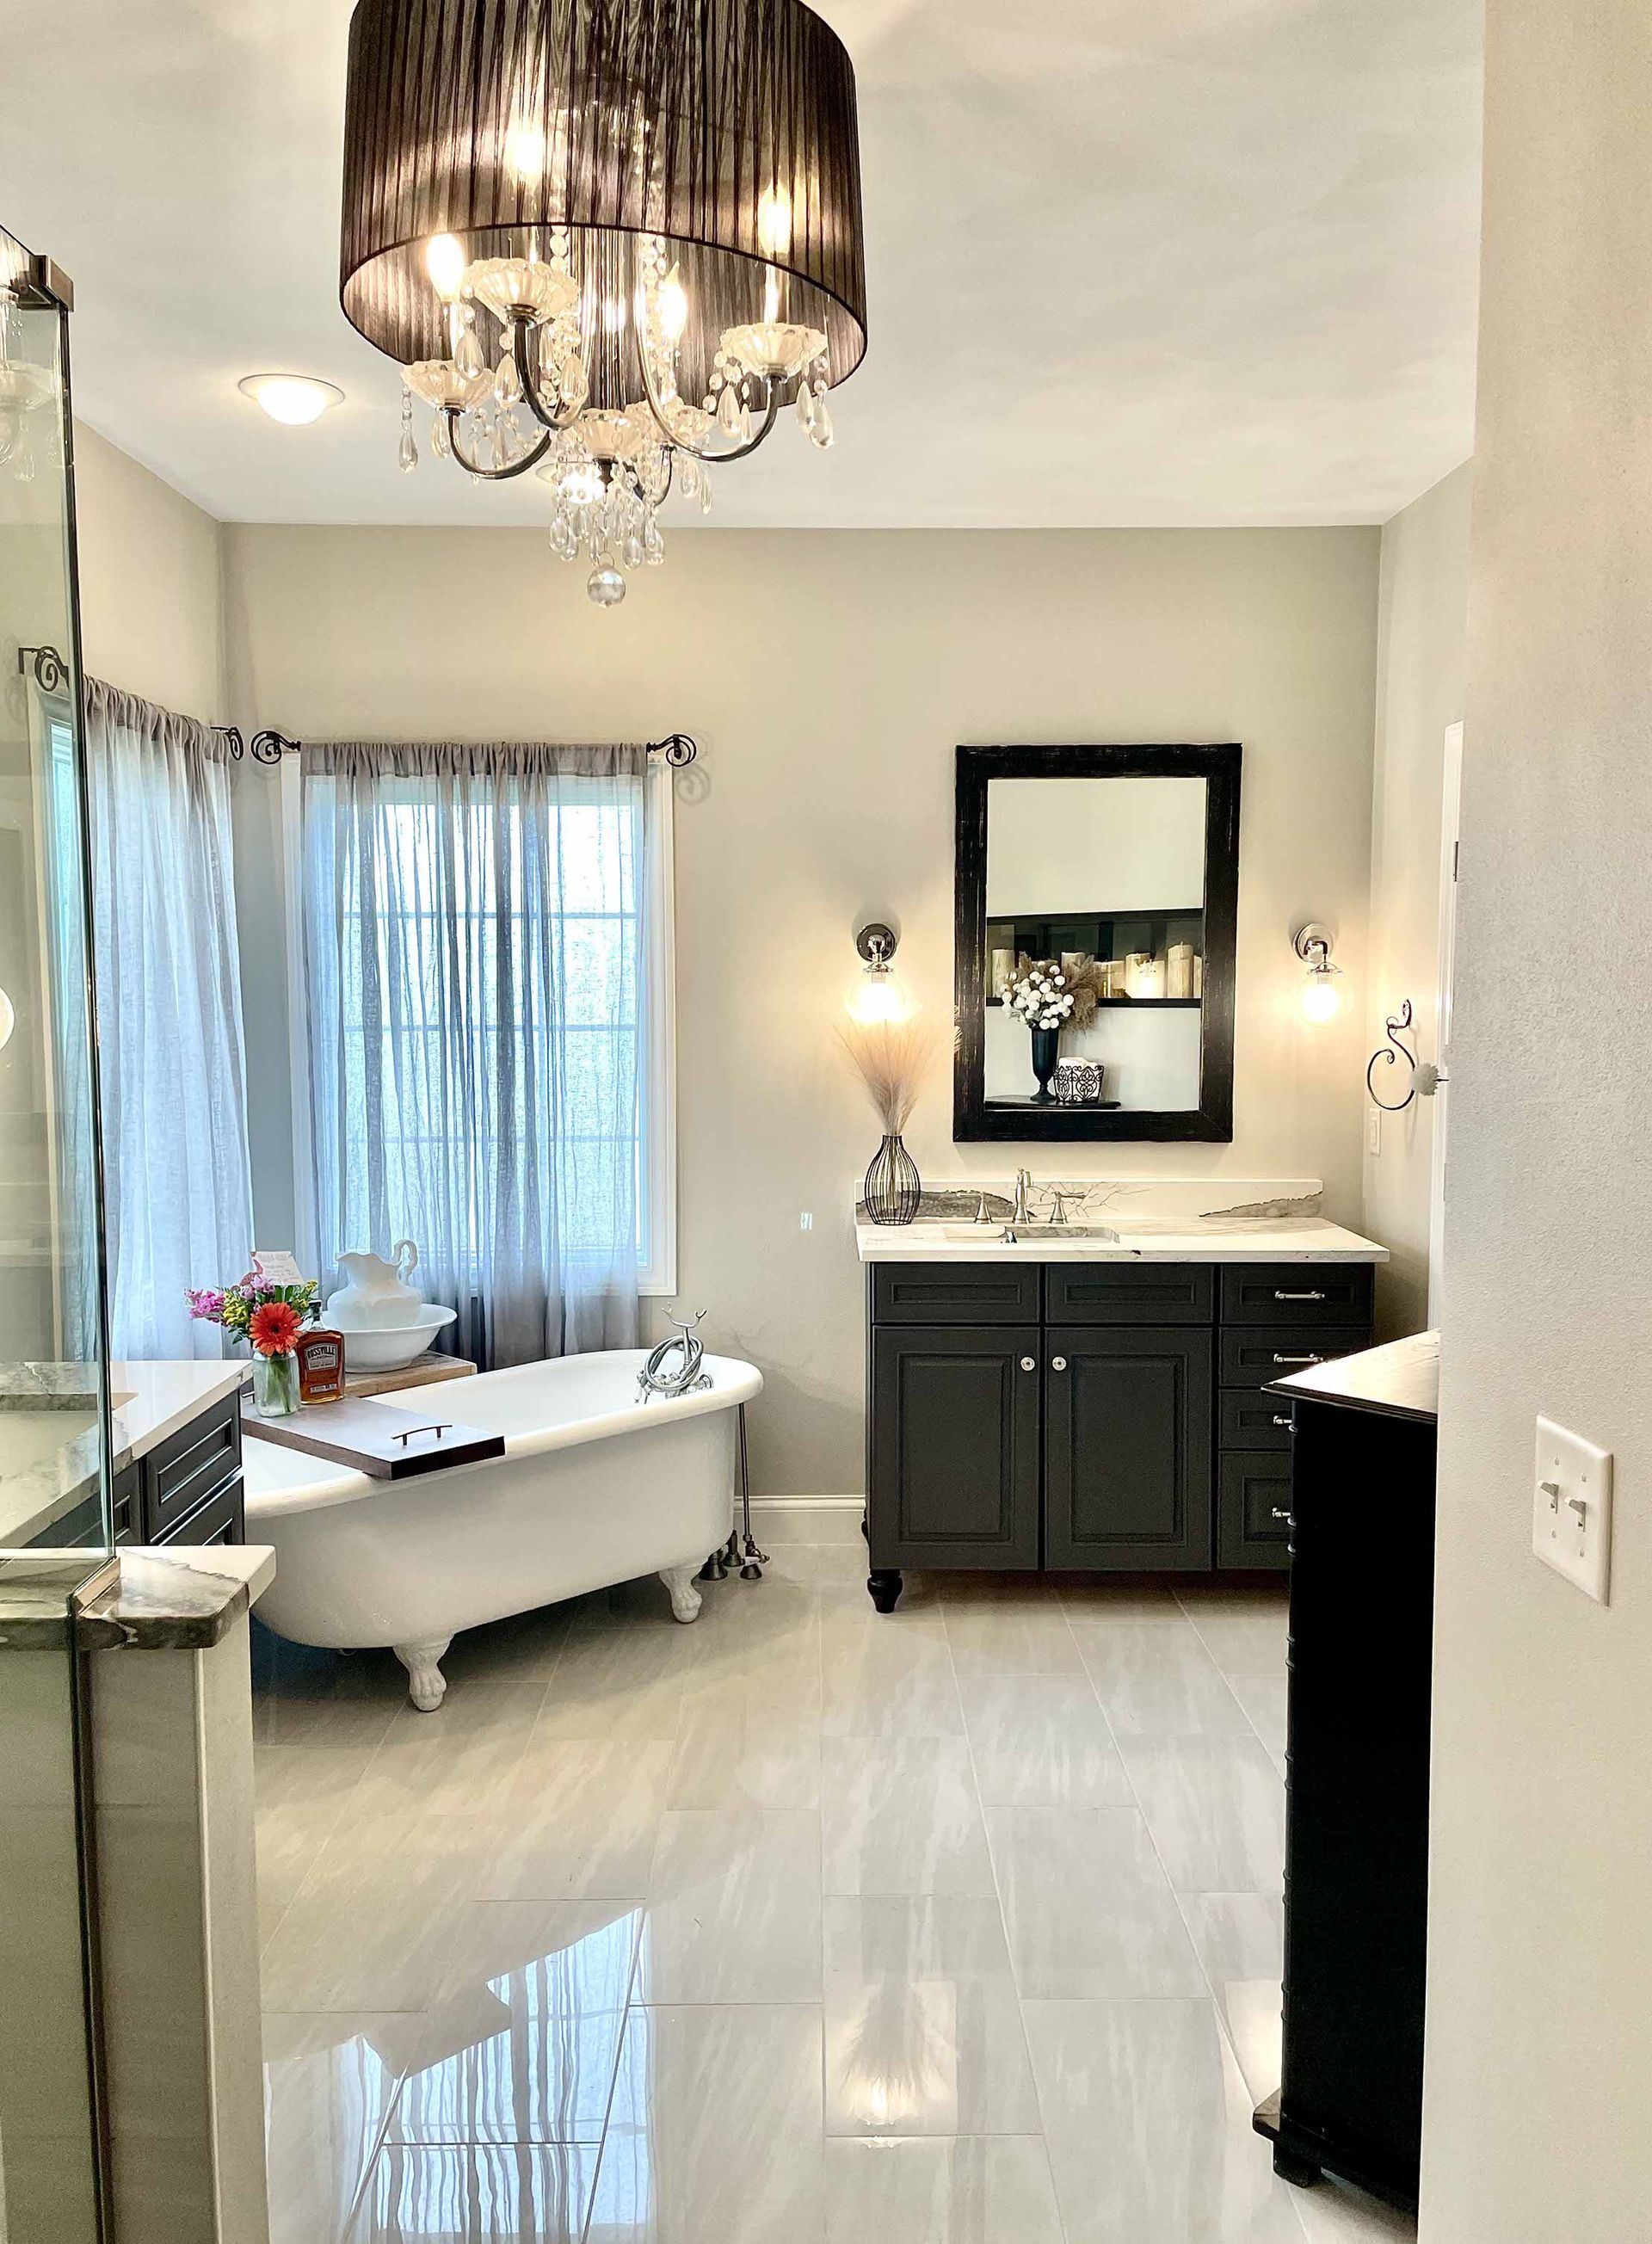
[325,1240,423,1329]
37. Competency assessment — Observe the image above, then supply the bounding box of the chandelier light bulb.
[756,186,792,256]
[424,232,468,300]
[504,124,546,182]
[237,373,344,425]
[658,267,690,343]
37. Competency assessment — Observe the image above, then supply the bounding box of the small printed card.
[252,1248,306,1285]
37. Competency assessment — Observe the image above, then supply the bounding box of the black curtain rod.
[213,727,699,768]
[14,657,699,770]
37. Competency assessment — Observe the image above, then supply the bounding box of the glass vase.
[251,1350,300,1418]
[864,1132,922,1227]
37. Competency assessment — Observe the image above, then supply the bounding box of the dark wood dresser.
[1253,1330,1439,2213]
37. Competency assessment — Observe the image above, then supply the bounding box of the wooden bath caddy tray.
[241,1397,504,1480]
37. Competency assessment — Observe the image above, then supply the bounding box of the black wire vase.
[864,1132,922,1226]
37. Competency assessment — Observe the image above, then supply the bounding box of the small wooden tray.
[241,1397,504,1480]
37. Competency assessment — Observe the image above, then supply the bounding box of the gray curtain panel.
[83,679,256,1358]
[301,739,648,1367]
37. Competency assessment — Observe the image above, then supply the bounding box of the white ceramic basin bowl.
[340,1304,457,1370]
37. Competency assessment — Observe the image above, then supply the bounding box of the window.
[290,743,674,1366]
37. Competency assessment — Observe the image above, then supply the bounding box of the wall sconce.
[847,922,912,1026]
[1293,923,1342,1022]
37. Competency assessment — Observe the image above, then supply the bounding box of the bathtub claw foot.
[660,1565,704,1624]
[393,1637,452,1711]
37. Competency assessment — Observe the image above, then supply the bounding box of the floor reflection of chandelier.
[339,0,869,605]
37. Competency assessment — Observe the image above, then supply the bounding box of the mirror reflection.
[983,774,1207,1113]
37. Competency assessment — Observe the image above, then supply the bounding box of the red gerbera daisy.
[250,1300,303,1358]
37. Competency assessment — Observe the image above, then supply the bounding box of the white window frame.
[279,749,677,1297]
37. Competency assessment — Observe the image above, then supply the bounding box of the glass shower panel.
[0,224,111,2244]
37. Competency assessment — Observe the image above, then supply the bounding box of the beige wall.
[1420,5,1652,2238]
[73,422,224,720]
[1364,461,1472,1337]
[223,524,1379,1493]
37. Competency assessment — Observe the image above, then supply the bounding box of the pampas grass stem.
[835,1014,935,1133]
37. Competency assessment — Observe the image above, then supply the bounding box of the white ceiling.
[5,0,1481,529]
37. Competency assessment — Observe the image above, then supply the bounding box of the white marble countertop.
[854,1178,1386,1265]
[1,1359,248,1550]
[857,1214,1387,1263]
[110,1359,247,1468]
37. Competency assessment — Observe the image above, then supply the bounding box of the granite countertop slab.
[854,1178,1387,1265]
[0,1545,277,1651]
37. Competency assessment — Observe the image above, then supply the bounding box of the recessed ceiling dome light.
[237,373,344,425]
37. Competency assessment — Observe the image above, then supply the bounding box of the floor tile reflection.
[254,1565,1293,2242]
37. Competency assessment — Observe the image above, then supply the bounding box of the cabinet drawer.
[1217,1452,1293,1569]
[144,1394,243,1538]
[872,1262,1040,1327]
[1219,1264,1373,1328]
[1220,1326,1370,1390]
[1220,1390,1298,1450]
[1045,1262,1214,1326]
[152,1474,243,1550]
[112,1460,139,1545]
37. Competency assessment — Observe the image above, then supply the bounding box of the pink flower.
[186,1288,226,1322]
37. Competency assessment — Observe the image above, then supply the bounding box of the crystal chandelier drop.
[339,0,868,605]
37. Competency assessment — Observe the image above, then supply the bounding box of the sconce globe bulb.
[1299,972,1341,1025]
[847,965,912,1027]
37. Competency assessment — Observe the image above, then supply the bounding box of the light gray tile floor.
[252,1566,1416,2241]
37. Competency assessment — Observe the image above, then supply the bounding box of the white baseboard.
[749,1495,866,1543]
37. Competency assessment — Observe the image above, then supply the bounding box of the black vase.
[1030,1027,1061,1103]
[864,1132,922,1226]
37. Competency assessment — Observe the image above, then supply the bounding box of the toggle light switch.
[1532,1415,1612,1604]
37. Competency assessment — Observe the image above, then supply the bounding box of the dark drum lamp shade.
[339,0,868,416]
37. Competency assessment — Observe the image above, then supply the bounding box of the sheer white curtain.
[83,680,255,1359]
[300,740,646,1367]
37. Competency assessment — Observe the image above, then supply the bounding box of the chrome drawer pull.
[1270,1507,1292,1522]
[1272,1352,1322,1365]
[1272,1414,1292,1427]
[1020,1357,1036,1372]
[1273,1288,1326,1301]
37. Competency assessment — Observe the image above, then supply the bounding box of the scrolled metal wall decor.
[1366,1000,1421,1113]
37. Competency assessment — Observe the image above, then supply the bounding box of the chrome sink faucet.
[1012,1169,1032,1224]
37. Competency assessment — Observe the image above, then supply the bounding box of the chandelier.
[339,0,867,605]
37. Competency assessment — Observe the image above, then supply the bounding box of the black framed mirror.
[953,743,1241,1142]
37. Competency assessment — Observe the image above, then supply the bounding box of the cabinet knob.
[1020,1356,1037,1372]
[1051,1355,1068,1372]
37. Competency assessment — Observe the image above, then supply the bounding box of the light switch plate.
[1367,1106,1383,1156]
[1533,1415,1613,1604]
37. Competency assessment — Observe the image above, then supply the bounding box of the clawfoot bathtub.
[242,1349,762,1710]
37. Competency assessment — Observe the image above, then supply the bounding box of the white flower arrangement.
[1008,964,1076,1032]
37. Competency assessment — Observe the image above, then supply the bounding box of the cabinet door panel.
[1045,1325,1213,1569]
[870,1327,1040,1570]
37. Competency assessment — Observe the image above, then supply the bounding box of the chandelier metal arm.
[441,407,553,481]
[629,245,782,463]
[508,316,589,434]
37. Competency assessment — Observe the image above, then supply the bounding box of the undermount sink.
[940,1222,1122,1243]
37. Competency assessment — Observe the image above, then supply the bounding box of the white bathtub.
[243,1349,761,1710]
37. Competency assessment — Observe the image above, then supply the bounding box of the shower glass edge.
[0,220,116,2244]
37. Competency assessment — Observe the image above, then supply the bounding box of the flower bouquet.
[187,1259,320,1418]
[1007,964,1076,1103]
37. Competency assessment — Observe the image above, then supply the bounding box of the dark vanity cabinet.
[865,1259,1371,1603]
[48,1390,246,1551]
